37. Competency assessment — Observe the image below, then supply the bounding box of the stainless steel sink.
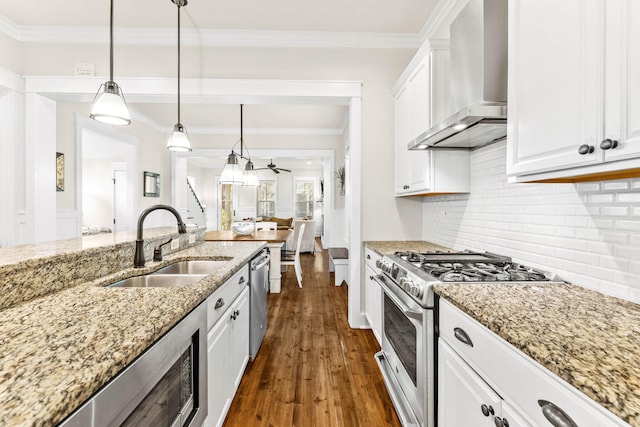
[153,260,230,275]
[108,274,207,288]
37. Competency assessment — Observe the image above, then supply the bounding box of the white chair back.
[256,221,277,231]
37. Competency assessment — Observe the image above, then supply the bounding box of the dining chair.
[281,223,305,288]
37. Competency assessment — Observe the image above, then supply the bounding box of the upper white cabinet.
[507,0,640,182]
[394,41,470,196]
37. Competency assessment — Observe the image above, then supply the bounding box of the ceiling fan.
[255,159,291,174]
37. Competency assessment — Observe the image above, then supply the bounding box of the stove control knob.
[375,259,383,268]
[410,284,423,299]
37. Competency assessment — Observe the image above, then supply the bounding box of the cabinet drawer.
[364,247,382,272]
[206,265,248,330]
[439,299,628,427]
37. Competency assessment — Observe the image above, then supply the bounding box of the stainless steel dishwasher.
[249,248,270,359]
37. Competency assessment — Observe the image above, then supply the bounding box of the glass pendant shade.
[90,81,131,126]
[243,160,260,187]
[220,153,245,184]
[167,123,192,152]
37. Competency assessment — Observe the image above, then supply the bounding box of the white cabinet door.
[409,58,430,141]
[395,84,412,193]
[507,0,603,177]
[206,311,232,427]
[499,402,534,427]
[230,287,250,390]
[601,0,640,163]
[364,264,382,346]
[438,341,501,427]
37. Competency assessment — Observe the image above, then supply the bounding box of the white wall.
[422,141,640,303]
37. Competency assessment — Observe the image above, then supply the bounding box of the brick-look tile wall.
[422,141,640,302]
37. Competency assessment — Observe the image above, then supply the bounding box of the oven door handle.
[373,275,423,322]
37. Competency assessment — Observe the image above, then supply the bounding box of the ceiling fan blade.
[278,168,291,172]
[273,169,280,174]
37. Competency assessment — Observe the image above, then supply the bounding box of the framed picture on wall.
[143,171,160,197]
[56,152,64,192]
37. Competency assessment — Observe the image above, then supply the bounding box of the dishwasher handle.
[252,256,270,271]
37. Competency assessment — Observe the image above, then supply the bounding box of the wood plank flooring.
[223,241,401,427]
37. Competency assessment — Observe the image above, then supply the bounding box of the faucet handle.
[153,239,173,262]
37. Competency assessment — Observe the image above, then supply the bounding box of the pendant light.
[90,0,131,126]
[167,0,192,152]
[221,104,259,185]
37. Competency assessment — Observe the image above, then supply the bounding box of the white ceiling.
[2,0,436,33]
[2,0,437,168]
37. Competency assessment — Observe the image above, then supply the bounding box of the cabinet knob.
[367,254,371,259]
[578,144,595,155]
[503,418,510,427]
[494,417,504,427]
[239,276,246,284]
[369,275,374,280]
[454,327,474,347]
[600,138,619,150]
[481,404,494,417]
[538,400,578,427]
[214,298,225,309]
[231,309,240,320]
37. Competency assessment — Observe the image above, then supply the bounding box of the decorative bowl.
[231,222,255,235]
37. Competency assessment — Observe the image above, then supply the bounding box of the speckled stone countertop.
[434,283,640,425]
[364,240,451,255]
[0,241,265,427]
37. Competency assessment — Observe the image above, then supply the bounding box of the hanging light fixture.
[167,0,192,152]
[90,0,131,126]
[221,104,260,186]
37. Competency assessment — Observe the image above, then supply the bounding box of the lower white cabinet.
[438,340,531,427]
[438,299,628,427]
[364,247,382,346]
[204,266,250,427]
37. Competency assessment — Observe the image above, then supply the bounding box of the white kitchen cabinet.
[394,42,469,196]
[438,340,531,427]
[205,266,250,427]
[507,0,640,182]
[438,299,628,427]
[364,247,382,346]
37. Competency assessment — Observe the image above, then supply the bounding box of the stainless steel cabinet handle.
[231,309,240,320]
[454,327,474,347]
[538,400,578,427]
[239,276,246,284]
[503,418,510,427]
[578,144,594,155]
[481,404,494,417]
[369,275,374,280]
[600,138,618,150]
[214,298,225,309]
[494,416,503,427]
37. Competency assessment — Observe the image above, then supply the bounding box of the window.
[294,180,314,219]
[220,183,233,230]
[257,180,276,218]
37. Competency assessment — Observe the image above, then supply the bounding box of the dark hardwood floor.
[223,240,401,427]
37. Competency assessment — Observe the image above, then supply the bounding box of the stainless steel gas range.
[373,251,562,427]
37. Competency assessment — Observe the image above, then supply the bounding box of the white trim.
[188,126,344,136]
[418,0,470,42]
[0,16,421,49]
[0,66,24,93]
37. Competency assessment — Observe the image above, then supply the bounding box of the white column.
[25,93,57,243]
[347,96,366,328]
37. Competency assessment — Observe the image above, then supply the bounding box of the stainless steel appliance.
[374,251,562,427]
[249,249,270,359]
[409,0,508,150]
[60,302,208,427]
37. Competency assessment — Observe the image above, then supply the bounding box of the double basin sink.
[108,259,231,288]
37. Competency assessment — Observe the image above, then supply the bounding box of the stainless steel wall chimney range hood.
[409,0,508,150]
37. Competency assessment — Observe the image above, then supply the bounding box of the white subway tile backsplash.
[423,141,640,300]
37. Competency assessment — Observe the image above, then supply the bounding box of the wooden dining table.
[204,229,292,293]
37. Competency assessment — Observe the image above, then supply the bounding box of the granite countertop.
[434,283,640,425]
[0,241,265,426]
[364,240,451,255]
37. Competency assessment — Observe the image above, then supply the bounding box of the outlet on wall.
[171,239,179,250]
[188,234,195,244]
[440,210,447,220]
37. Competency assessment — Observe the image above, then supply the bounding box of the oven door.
[374,274,434,427]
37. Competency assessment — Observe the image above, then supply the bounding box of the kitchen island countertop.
[0,241,265,426]
[434,282,640,425]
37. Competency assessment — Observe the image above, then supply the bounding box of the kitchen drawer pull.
[481,404,494,417]
[366,254,371,259]
[600,138,618,150]
[214,298,225,309]
[494,416,504,427]
[577,144,594,155]
[239,276,246,284]
[538,400,578,427]
[454,327,474,347]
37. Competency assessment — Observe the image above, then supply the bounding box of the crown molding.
[0,15,421,49]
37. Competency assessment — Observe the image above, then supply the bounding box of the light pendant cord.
[109,0,114,82]
[177,4,181,124]
[240,104,244,158]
